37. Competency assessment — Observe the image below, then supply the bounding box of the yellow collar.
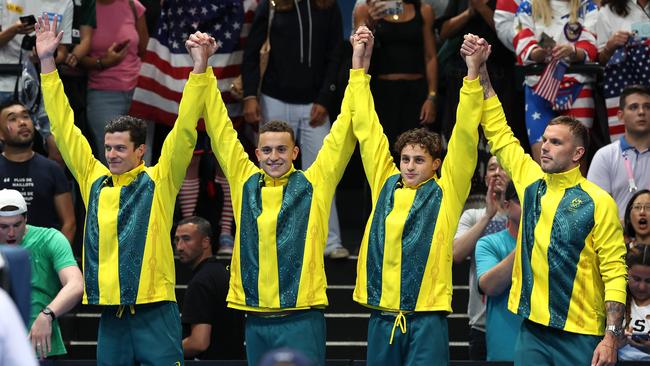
[111,162,146,186]
[544,165,583,189]
[262,165,296,187]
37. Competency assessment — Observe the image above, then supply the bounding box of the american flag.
[603,36,650,141]
[533,58,568,104]
[129,0,259,127]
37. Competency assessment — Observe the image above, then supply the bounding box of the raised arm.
[461,35,543,188]
[438,34,486,208]
[348,27,399,198]
[37,14,107,199]
[155,32,216,191]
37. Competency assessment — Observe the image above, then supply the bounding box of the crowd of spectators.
[1,0,650,362]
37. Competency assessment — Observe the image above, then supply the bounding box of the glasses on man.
[632,203,650,212]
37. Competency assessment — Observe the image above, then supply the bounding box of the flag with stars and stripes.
[603,36,650,141]
[533,58,569,103]
[129,0,259,127]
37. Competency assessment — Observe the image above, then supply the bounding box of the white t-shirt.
[0,0,73,92]
[596,0,650,51]
[620,298,650,361]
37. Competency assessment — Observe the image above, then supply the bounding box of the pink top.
[88,0,146,91]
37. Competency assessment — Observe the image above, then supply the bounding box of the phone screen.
[383,0,404,16]
[20,15,37,25]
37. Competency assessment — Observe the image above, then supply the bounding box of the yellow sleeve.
[41,70,107,202]
[439,77,482,205]
[482,96,543,192]
[304,74,357,189]
[203,73,258,183]
[350,69,399,201]
[153,69,211,191]
[592,190,627,304]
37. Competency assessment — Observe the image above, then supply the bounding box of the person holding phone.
[619,246,650,361]
[80,0,149,165]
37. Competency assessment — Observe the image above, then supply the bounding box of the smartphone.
[19,15,37,25]
[539,32,556,49]
[383,0,404,17]
[113,40,129,53]
[632,333,650,342]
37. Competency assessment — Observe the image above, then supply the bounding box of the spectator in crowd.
[0,0,73,163]
[0,189,83,360]
[175,216,245,359]
[618,246,650,361]
[464,35,627,366]
[80,0,150,165]
[494,0,520,52]
[37,18,216,364]
[352,0,438,151]
[200,21,361,364]
[588,85,650,219]
[439,0,523,143]
[64,0,95,67]
[0,288,38,366]
[453,155,510,360]
[625,189,650,248]
[596,0,650,141]
[0,100,76,243]
[350,28,484,365]
[475,181,523,361]
[513,0,598,164]
[241,0,349,259]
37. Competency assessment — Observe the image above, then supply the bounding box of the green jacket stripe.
[240,173,263,307]
[547,187,594,328]
[117,173,155,304]
[277,172,312,308]
[367,174,401,307]
[83,176,107,304]
[518,180,546,318]
[400,179,442,310]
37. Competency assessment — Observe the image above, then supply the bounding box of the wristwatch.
[41,307,56,321]
[605,325,623,337]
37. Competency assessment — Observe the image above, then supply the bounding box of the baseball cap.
[0,189,27,217]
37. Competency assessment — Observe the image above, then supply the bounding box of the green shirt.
[22,225,78,357]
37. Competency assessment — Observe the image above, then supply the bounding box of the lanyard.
[623,151,638,192]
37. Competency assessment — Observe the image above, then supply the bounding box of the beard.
[3,136,33,149]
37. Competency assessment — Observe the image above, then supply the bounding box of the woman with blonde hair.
[513,0,598,163]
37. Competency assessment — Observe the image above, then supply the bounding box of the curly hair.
[393,128,442,160]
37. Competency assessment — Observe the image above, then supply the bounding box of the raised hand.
[350,26,374,73]
[35,14,63,62]
[461,33,491,71]
[185,31,218,74]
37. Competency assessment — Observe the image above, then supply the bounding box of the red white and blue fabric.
[603,36,650,141]
[129,0,259,128]
[494,0,520,51]
[533,58,568,104]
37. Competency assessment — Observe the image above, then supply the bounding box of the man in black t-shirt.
[174,216,245,360]
[0,100,76,243]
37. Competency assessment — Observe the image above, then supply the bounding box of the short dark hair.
[177,216,212,239]
[547,116,589,148]
[104,116,147,147]
[627,244,650,267]
[259,120,296,144]
[393,128,442,160]
[504,181,519,203]
[0,99,26,117]
[625,189,650,239]
[619,85,650,110]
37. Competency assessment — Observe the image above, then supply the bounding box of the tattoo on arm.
[605,301,625,328]
[478,65,493,99]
